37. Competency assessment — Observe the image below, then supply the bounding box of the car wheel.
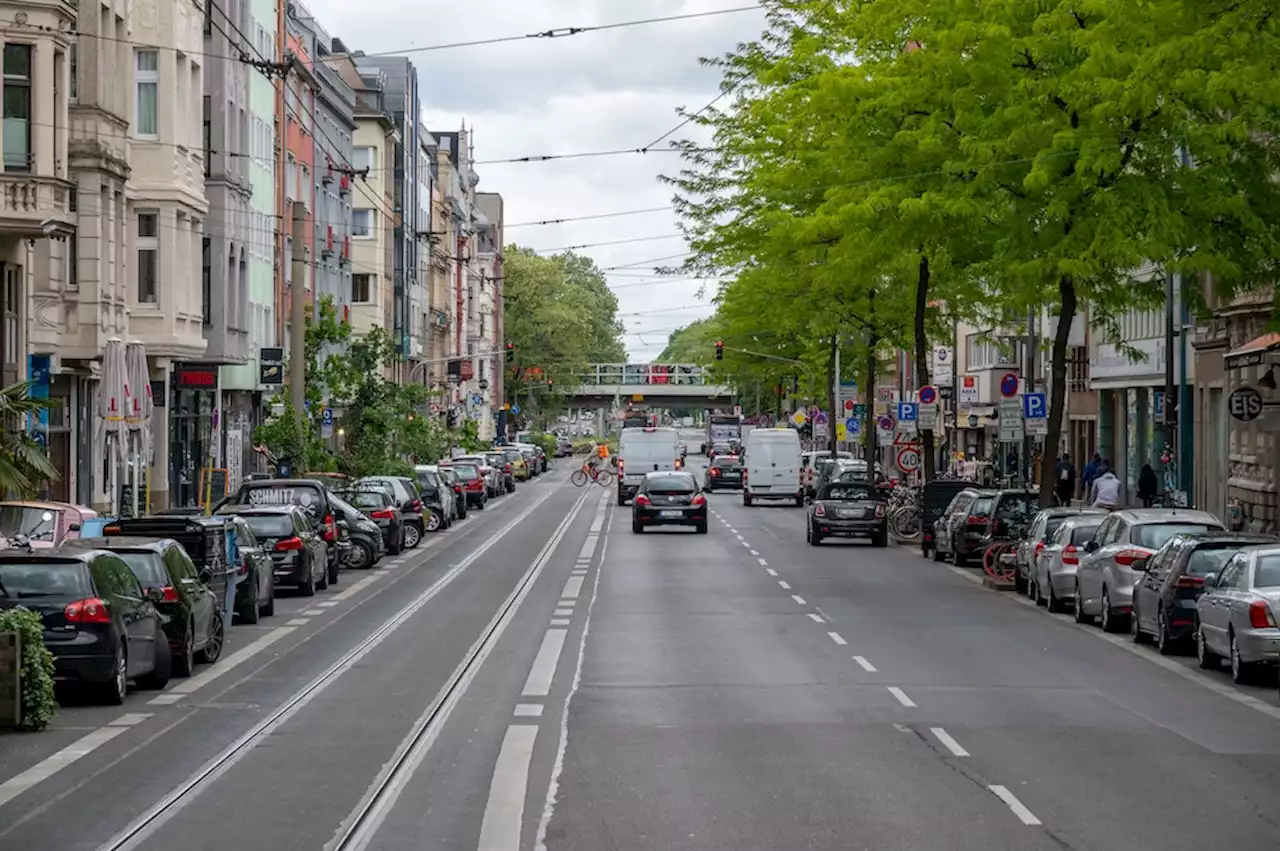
[1015,571,1028,596]
[932,544,944,563]
[137,633,172,690]
[696,522,708,534]
[406,519,426,545]
[263,579,276,617]
[196,613,225,664]
[632,519,643,534]
[1230,632,1255,685]
[1100,589,1121,633]
[617,492,628,506]
[477,497,487,511]
[1130,602,1150,643]
[388,535,402,556]
[1156,610,1176,655]
[97,643,128,705]
[1197,626,1218,669]
[809,528,823,546]
[872,531,888,548]
[326,556,339,587]
[239,578,261,625]
[743,494,753,507]
[174,620,196,678]
[1047,581,1065,613]
[1073,582,1093,624]
[299,560,317,596]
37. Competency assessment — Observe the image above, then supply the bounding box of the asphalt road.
[4,452,1280,851]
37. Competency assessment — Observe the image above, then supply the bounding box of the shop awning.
[1224,332,1280,370]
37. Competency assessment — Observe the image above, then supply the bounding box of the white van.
[617,427,682,505]
[743,427,804,507]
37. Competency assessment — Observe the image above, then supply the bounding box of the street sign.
[959,374,979,405]
[853,404,867,417]
[321,406,334,438]
[1153,391,1165,419]
[966,413,979,429]
[1229,386,1264,422]
[511,403,521,415]
[877,415,894,431]
[845,416,860,434]
[918,385,937,405]
[897,401,918,422]
[917,403,938,431]
[1023,392,1046,420]
[792,409,807,426]
[999,398,1023,419]
[1000,372,1020,398]
[896,446,921,474]
[471,393,483,406]
[843,399,855,413]
[814,411,829,426]
[835,423,846,441]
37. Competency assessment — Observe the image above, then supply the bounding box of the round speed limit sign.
[896,446,921,473]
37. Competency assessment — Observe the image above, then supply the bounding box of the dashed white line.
[807,613,825,623]
[791,594,807,605]
[827,632,847,646]
[0,725,136,807]
[887,686,916,708]
[549,618,571,627]
[303,609,326,616]
[317,601,340,608]
[477,725,539,851]
[522,629,569,696]
[765,568,778,576]
[554,608,573,616]
[107,713,153,727]
[930,727,970,757]
[852,656,877,672]
[989,785,1042,825]
[514,704,543,718]
[749,549,760,556]
[286,618,311,626]
[778,580,792,590]
[757,557,768,566]
[562,576,584,599]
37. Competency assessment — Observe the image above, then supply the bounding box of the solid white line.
[989,785,1042,825]
[477,725,539,851]
[550,618,571,626]
[791,594,807,605]
[828,632,847,646]
[554,608,573,616]
[779,580,792,590]
[107,713,152,727]
[946,565,984,586]
[562,576,584,599]
[852,656,877,672]
[286,618,310,626]
[150,627,296,701]
[578,537,597,561]
[887,686,916,708]
[514,704,543,717]
[807,613,825,623]
[523,629,569,697]
[0,727,129,807]
[765,568,778,576]
[931,727,970,757]
[757,557,768,566]
[146,694,182,705]
[332,574,381,601]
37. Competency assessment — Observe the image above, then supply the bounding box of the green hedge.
[0,608,57,732]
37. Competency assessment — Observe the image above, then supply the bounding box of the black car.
[705,455,744,491]
[632,471,708,534]
[226,506,328,596]
[0,550,170,704]
[934,488,1038,566]
[61,537,225,677]
[219,479,342,581]
[1131,533,1277,653]
[421,466,463,526]
[328,491,384,569]
[806,481,889,546]
[342,489,404,555]
[103,515,236,607]
[919,479,974,558]
[358,476,427,548]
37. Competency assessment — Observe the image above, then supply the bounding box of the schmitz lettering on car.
[247,488,295,504]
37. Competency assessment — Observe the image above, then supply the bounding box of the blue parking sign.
[897,401,918,422]
[321,407,334,426]
[1022,392,1047,419]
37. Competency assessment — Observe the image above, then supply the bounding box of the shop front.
[169,364,220,509]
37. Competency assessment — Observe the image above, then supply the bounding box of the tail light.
[159,586,180,602]
[467,479,484,491]
[64,597,111,624]
[710,468,720,477]
[616,460,624,475]
[967,515,988,526]
[1035,542,1046,559]
[813,503,826,517]
[322,514,337,542]
[503,464,512,473]
[410,499,423,512]
[370,509,395,519]
[275,536,305,552]
[1062,545,1080,566]
[1247,601,1277,629]
[692,494,706,507]
[634,494,651,507]
[1113,548,1150,568]
[1174,575,1204,589]
[238,560,249,576]
[875,503,886,518]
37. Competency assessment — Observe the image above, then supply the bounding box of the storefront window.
[170,366,218,508]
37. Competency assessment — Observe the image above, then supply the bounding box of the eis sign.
[175,366,217,390]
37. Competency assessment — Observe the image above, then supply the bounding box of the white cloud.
[305,0,764,358]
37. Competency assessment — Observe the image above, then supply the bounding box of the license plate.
[837,509,862,519]
[755,485,771,490]
[626,475,644,484]
[659,510,683,518]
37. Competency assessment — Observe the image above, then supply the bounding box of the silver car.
[1075,509,1224,633]
[1031,515,1106,612]
[1196,545,1280,684]
[1017,507,1106,596]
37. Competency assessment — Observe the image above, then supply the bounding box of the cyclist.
[585,442,610,478]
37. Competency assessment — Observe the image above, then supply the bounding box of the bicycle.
[571,462,613,488]
[887,485,922,539]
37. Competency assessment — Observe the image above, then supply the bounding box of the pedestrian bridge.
[561,363,734,407]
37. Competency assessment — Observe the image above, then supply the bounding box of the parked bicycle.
[887,484,922,539]
[571,462,613,488]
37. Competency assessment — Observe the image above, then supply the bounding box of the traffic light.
[505,341,515,363]
[715,340,724,361]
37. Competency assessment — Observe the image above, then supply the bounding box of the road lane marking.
[827,632,847,645]
[514,704,543,717]
[791,594,807,605]
[931,727,970,757]
[778,580,792,590]
[0,727,132,807]
[765,568,777,576]
[286,618,310,626]
[478,725,540,851]
[318,602,340,608]
[807,613,825,623]
[562,576,583,599]
[303,609,326,615]
[148,627,296,703]
[550,618,570,626]
[331,574,382,601]
[757,557,768,566]
[989,785,1042,825]
[554,608,573,616]
[887,687,916,707]
[523,629,569,697]
[750,549,760,556]
[108,714,152,727]
[852,656,877,672]
[578,537,597,561]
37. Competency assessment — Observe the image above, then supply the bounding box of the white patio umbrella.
[95,338,129,516]
[124,341,153,516]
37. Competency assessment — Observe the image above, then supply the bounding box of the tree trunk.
[864,288,878,463]
[1040,273,1077,508]
[828,336,839,456]
[914,255,935,483]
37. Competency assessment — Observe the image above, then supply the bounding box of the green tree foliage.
[0,607,57,731]
[0,382,60,499]
[657,317,721,363]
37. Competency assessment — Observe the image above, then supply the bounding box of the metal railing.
[577,363,718,386]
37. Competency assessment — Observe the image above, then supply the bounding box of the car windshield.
[1069,522,1103,545]
[823,485,879,501]
[972,497,995,516]
[452,465,481,481]
[0,506,57,541]
[1186,546,1246,578]
[1133,523,1218,550]
[1255,555,1280,588]
[0,560,91,598]
[240,514,295,538]
[344,492,389,510]
[1042,517,1071,540]
[503,450,522,462]
[116,551,169,587]
[647,475,696,494]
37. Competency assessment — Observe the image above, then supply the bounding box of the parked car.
[1131,533,1275,654]
[1015,507,1107,595]
[454,455,503,498]
[932,488,1038,566]
[60,537,225,677]
[1075,508,1225,632]
[484,451,516,493]
[0,550,169,703]
[443,461,488,510]
[501,447,531,482]
[631,471,708,534]
[919,479,975,558]
[1196,543,1280,683]
[556,436,574,458]
[705,455,744,491]
[1030,515,1106,612]
[327,491,385,569]
[102,515,237,610]
[802,451,855,497]
[341,488,404,555]
[219,479,342,581]
[224,506,328,596]
[418,465,462,527]
[805,480,888,547]
[357,476,426,548]
[0,500,98,549]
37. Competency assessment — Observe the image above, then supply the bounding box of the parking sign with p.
[1023,392,1047,420]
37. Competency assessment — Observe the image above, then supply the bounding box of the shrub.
[0,607,57,732]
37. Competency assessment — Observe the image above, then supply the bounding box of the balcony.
[340,236,350,266]
[322,162,335,186]
[0,174,75,238]
[339,174,351,196]
[322,226,335,259]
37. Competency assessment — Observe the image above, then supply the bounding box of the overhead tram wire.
[505,207,674,229]
[531,234,685,254]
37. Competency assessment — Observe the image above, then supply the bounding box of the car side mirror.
[147,587,165,604]
[1202,573,1217,588]
[1085,540,1100,553]
[69,523,81,532]
[199,569,214,585]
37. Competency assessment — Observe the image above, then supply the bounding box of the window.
[352,209,373,237]
[352,274,372,303]
[3,44,32,171]
[69,43,77,101]
[352,146,375,171]
[134,50,158,137]
[202,236,211,326]
[137,211,159,304]
[203,96,211,177]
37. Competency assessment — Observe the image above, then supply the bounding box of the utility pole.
[1024,306,1037,489]
[830,341,840,457]
[863,288,878,464]
[289,209,308,427]
[1163,269,1178,495]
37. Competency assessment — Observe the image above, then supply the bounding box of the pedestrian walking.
[1091,462,1121,510]
[223,523,242,626]
[1138,463,1158,508]
[1081,452,1102,499]
[1054,453,1076,506]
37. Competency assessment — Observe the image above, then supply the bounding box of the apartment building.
[476,191,504,429]
[280,16,315,375]
[427,143,453,392]
[127,0,210,511]
[409,126,433,373]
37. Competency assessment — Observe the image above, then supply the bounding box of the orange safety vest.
[597,444,609,459]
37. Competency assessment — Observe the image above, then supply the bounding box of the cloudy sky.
[307,0,766,359]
